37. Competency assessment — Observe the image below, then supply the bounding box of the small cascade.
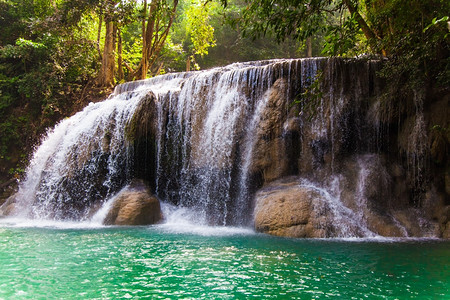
[11,94,140,220]
[299,178,378,238]
[6,74,188,221]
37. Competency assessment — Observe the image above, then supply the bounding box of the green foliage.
[159,0,217,71]
[0,0,35,45]
[230,0,332,46]
[375,2,450,94]
[58,0,101,27]
[0,0,101,177]
[160,0,305,71]
[322,13,367,56]
[158,38,186,72]
[121,16,144,72]
[195,0,304,69]
[225,0,449,94]
[423,16,449,34]
[186,1,216,57]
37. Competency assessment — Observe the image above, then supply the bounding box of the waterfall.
[3,59,304,223]
[2,57,438,238]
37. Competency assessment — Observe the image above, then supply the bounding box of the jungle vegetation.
[0,0,448,187]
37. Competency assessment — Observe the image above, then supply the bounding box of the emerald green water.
[0,224,448,299]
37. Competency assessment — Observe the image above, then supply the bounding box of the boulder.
[253,178,332,238]
[103,180,162,225]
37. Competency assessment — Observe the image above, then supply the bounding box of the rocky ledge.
[253,176,444,238]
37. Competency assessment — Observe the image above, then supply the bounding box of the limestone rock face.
[254,179,331,238]
[250,79,293,184]
[103,180,162,225]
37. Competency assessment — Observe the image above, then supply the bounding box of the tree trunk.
[343,0,381,53]
[306,37,312,57]
[186,55,191,72]
[140,0,158,79]
[96,12,103,60]
[130,0,179,80]
[140,0,149,80]
[117,29,124,82]
[98,20,116,87]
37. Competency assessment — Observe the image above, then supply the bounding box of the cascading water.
[9,93,138,220]
[1,57,438,238]
[1,59,309,225]
[4,74,189,221]
[154,60,298,225]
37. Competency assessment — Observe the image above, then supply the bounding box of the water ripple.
[0,226,448,299]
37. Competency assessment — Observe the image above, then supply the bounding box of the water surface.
[0,223,448,299]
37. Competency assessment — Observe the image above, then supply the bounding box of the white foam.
[157,222,255,237]
[0,216,104,229]
[0,201,255,236]
[0,215,255,237]
[320,236,444,243]
[0,215,443,242]
[157,203,255,236]
[90,193,122,225]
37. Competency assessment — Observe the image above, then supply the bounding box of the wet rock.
[331,154,439,237]
[253,154,443,238]
[126,92,159,189]
[429,96,449,166]
[445,172,450,197]
[439,206,450,239]
[443,223,450,239]
[253,178,331,238]
[364,214,405,237]
[253,174,407,238]
[390,209,440,237]
[0,194,17,217]
[125,92,158,143]
[0,202,15,217]
[103,180,162,225]
[250,79,295,183]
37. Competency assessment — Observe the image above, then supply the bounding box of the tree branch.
[342,0,379,43]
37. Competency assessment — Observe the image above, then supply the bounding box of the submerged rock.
[103,180,162,225]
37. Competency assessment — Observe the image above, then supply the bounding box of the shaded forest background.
[0,0,448,195]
